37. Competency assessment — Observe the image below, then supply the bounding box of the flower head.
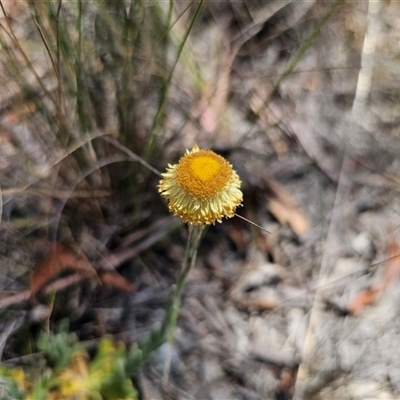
[158,145,243,225]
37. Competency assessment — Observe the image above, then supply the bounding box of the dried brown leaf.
[267,180,310,236]
[251,294,281,311]
[348,240,400,314]
[97,271,135,292]
[347,287,380,315]
[30,243,95,295]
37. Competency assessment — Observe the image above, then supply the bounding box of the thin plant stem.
[234,213,270,234]
[125,224,205,375]
[174,224,205,300]
[145,0,203,158]
[0,1,56,105]
[251,0,343,119]
[163,224,204,383]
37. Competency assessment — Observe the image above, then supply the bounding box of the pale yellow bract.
[158,145,243,225]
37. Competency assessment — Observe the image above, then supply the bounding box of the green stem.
[173,224,204,300]
[162,224,204,382]
[125,224,205,375]
[145,0,204,159]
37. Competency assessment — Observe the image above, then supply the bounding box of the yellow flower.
[52,352,95,400]
[158,145,243,225]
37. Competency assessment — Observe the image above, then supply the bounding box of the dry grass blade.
[0,0,56,104]
[101,136,161,176]
[100,220,181,270]
[347,240,400,314]
[0,187,111,198]
[0,184,2,224]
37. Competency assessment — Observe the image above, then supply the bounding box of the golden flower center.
[190,156,220,181]
[176,150,232,198]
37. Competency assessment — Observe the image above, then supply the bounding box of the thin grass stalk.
[145,0,203,158]
[56,0,62,105]
[242,0,343,133]
[269,0,343,101]
[0,1,56,105]
[132,0,192,84]
[55,0,68,143]
[0,31,60,151]
[31,13,68,144]
[74,0,88,133]
[0,7,58,136]
[167,0,174,36]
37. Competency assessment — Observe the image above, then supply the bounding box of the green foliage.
[0,0,204,233]
[0,330,138,400]
[36,323,83,373]
[0,368,27,400]
[0,2,206,395]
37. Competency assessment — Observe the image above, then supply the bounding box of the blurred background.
[1,1,400,399]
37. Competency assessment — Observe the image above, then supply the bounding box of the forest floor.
[1,1,400,399]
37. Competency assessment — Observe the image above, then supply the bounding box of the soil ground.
[2,1,400,399]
